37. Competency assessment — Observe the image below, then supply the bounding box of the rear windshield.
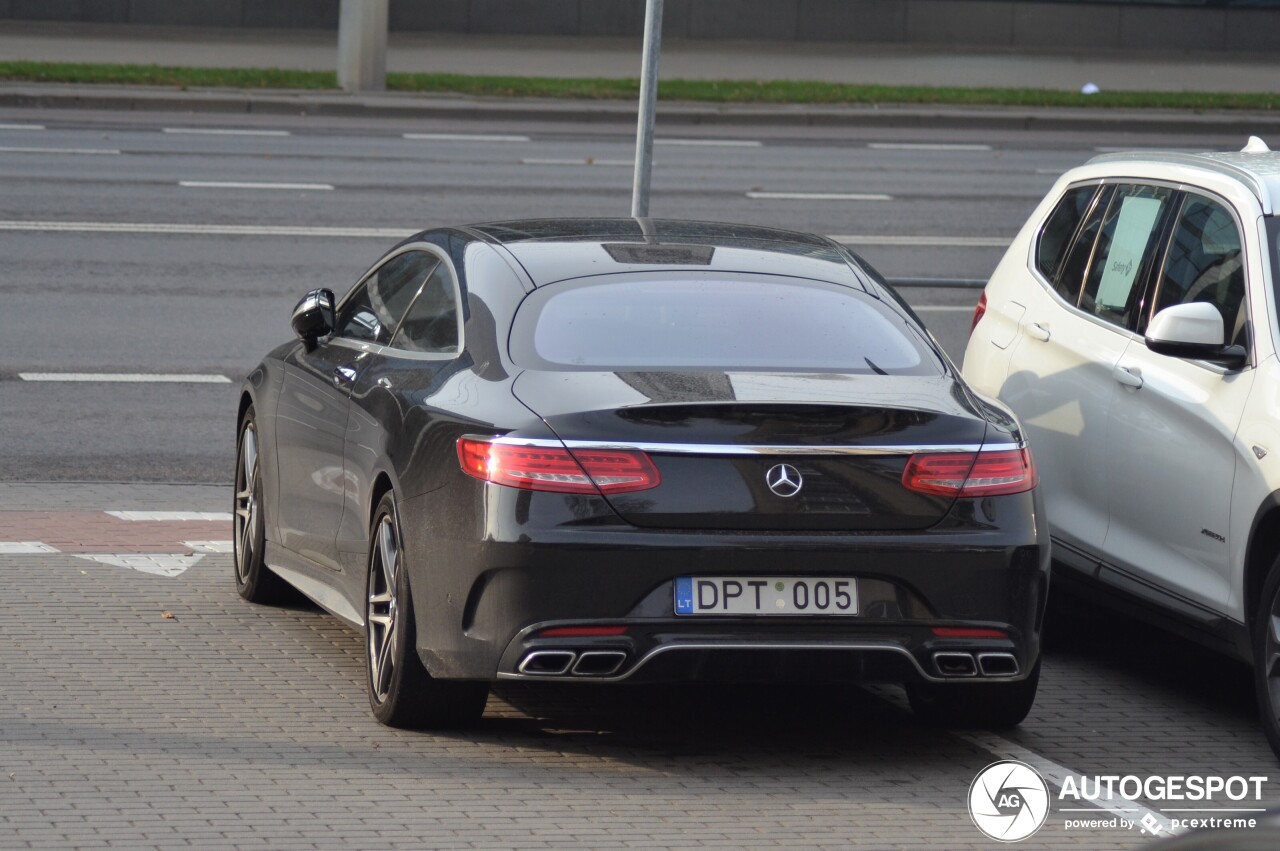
[509,276,944,375]
[1270,217,1280,321]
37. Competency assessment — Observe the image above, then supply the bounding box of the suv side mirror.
[1145,302,1246,368]
[292,288,336,348]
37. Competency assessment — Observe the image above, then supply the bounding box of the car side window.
[1037,184,1098,298]
[390,262,461,354]
[335,251,440,345]
[1150,193,1247,347]
[1052,185,1115,308]
[1078,183,1174,330]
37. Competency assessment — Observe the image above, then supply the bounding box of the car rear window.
[509,276,944,375]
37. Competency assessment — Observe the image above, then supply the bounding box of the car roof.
[1087,147,1280,215]
[464,218,865,288]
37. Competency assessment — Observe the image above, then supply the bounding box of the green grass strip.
[1,60,1277,111]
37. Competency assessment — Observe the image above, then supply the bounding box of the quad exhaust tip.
[518,650,576,676]
[933,651,978,677]
[571,651,627,677]
[977,652,1019,677]
[517,649,629,677]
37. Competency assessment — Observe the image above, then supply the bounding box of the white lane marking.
[179,181,334,191]
[748,192,892,201]
[19,373,231,384]
[74,553,204,578]
[830,234,1010,247]
[0,221,412,238]
[185,541,235,554]
[914,305,976,312]
[520,158,634,166]
[868,142,993,151]
[0,542,59,554]
[0,123,45,131]
[956,730,1178,836]
[657,138,762,147]
[163,127,291,137]
[0,220,1009,248]
[107,511,231,522]
[0,146,119,155]
[404,132,529,142]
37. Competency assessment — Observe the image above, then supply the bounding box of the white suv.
[963,139,1280,756]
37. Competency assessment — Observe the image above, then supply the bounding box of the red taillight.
[901,447,1037,497]
[536,626,629,637]
[970,290,988,334]
[931,627,1008,639]
[456,438,660,495]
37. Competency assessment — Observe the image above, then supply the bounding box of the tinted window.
[1152,194,1247,346]
[1055,185,1115,307]
[510,277,943,375]
[390,263,460,354]
[1038,185,1098,290]
[1079,184,1174,329]
[336,251,439,344]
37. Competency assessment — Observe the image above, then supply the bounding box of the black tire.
[907,658,1041,729]
[365,492,489,729]
[233,406,292,604]
[1252,561,1280,759]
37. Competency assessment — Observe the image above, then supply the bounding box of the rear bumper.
[401,484,1049,684]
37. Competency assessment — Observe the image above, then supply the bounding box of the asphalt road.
[0,106,1255,481]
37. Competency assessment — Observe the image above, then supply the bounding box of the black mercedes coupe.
[234,218,1048,729]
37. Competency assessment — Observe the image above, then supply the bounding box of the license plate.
[674,577,858,616]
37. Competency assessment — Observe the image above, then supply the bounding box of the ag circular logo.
[765,463,803,498]
[968,760,1050,843]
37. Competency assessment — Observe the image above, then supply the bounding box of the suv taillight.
[971,290,988,334]
[901,447,1037,497]
[456,437,661,495]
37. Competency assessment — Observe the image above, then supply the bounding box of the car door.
[274,249,434,572]
[999,183,1176,563]
[336,251,465,571]
[1103,190,1255,613]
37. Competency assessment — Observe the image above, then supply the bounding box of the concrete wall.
[2,1,1276,52]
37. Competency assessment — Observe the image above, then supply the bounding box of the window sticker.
[1095,195,1163,312]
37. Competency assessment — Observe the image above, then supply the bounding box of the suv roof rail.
[1087,149,1280,214]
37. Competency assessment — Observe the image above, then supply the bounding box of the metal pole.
[630,0,664,218]
[337,0,389,93]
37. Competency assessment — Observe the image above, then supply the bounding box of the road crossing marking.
[0,542,59,554]
[0,123,45,131]
[107,511,232,522]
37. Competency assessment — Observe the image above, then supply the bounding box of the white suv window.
[1149,193,1247,347]
[1078,184,1175,330]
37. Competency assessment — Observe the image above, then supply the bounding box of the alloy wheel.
[233,423,260,585]
[367,515,400,705]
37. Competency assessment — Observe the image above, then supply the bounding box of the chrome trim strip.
[498,641,967,684]
[469,434,1022,456]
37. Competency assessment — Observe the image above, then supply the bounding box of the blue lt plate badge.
[675,577,694,614]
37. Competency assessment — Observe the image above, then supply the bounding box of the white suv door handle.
[1113,365,1143,388]
[1026,322,1051,342]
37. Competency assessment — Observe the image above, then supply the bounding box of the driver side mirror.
[1145,301,1247,368]
[291,288,336,348]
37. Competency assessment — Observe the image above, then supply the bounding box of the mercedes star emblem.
[765,463,803,498]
